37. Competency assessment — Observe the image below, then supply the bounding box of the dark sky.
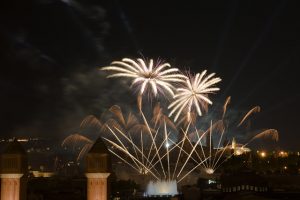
[0,0,299,150]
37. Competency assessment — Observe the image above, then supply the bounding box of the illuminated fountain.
[146,180,178,196]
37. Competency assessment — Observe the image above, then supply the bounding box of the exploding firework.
[100,105,149,136]
[62,57,279,196]
[62,99,279,194]
[61,133,93,161]
[168,71,221,122]
[101,58,187,98]
[195,100,279,174]
[102,111,209,183]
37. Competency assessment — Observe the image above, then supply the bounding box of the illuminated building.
[86,137,111,200]
[230,138,251,156]
[0,139,27,200]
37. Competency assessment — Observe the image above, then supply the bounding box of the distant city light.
[260,152,266,158]
[17,138,29,142]
[279,151,288,157]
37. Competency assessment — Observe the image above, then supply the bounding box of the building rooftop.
[88,137,109,154]
[2,138,26,155]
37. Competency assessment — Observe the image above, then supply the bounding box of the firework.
[103,111,209,182]
[101,58,187,98]
[237,106,261,127]
[168,70,221,122]
[182,98,278,174]
[222,96,231,119]
[63,55,280,191]
[62,133,93,148]
[151,103,177,130]
[62,133,93,161]
[247,129,279,144]
[80,115,102,129]
[63,96,279,185]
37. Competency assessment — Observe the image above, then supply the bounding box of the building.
[0,137,111,200]
[0,138,28,200]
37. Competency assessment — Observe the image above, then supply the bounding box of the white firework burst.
[168,70,221,122]
[101,58,187,97]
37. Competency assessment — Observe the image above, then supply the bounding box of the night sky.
[0,0,299,150]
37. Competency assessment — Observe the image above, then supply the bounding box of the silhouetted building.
[221,170,268,193]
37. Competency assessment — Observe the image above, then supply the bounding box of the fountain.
[146,180,178,197]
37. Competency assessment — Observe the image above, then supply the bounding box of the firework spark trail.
[164,121,171,181]
[171,123,190,180]
[215,128,278,171]
[101,58,187,97]
[166,138,200,167]
[146,133,203,177]
[77,143,93,161]
[212,129,278,172]
[146,128,160,169]
[195,130,209,169]
[222,96,231,119]
[181,127,207,169]
[80,115,103,129]
[129,132,141,165]
[108,149,141,172]
[182,129,210,169]
[176,128,208,178]
[148,138,182,171]
[152,103,177,130]
[141,112,167,178]
[103,137,160,180]
[107,125,159,173]
[109,105,126,125]
[178,157,210,183]
[144,127,172,172]
[211,129,225,167]
[244,129,279,146]
[141,131,144,170]
[168,71,221,122]
[107,126,141,170]
[62,134,93,160]
[212,141,231,170]
[62,133,93,147]
[237,106,261,127]
[103,109,210,181]
[146,130,171,171]
[101,105,148,136]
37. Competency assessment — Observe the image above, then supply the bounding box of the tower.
[0,139,27,200]
[85,137,111,200]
